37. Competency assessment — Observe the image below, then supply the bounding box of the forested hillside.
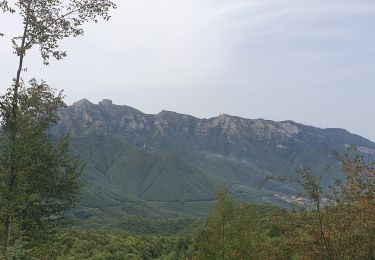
[6,151,374,259]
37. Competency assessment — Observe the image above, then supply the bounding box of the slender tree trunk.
[316,197,334,260]
[222,218,225,259]
[4,0,32,248]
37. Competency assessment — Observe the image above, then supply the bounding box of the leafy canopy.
[0,0,116,64]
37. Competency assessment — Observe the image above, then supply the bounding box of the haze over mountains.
[54,99,375,224]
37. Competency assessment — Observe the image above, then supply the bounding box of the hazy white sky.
[1,0,375,140]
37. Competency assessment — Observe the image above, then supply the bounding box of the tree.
[0,0,116,252]
[194,188,236,259]
[0,81,82,257]
[193,187,279,260]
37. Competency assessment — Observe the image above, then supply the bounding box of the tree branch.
[25,7,80,49]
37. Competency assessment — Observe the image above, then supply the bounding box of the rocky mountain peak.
[73,98,93,108]
[157,110,175,117]
[99,99,113,107]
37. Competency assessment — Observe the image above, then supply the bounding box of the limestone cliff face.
[55,99,375,160]
[57,99,152,135]
[58,99,303,142]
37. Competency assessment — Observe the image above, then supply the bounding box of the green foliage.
[29,230,193,260]
[193,188,286,259]
[0,82,82,252]
[192,152,375,259]
[112,217,202,235]
[269,150,375,259]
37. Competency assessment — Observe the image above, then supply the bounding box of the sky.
[1,0,375,141]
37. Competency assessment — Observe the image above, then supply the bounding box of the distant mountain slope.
[54,99,375,220]
[70,133,216,203]
[107,150,216,202]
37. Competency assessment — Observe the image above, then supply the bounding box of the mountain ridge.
[64,98,372,144]
[55,99,375,224]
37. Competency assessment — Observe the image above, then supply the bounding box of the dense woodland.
[1,149,374,259]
